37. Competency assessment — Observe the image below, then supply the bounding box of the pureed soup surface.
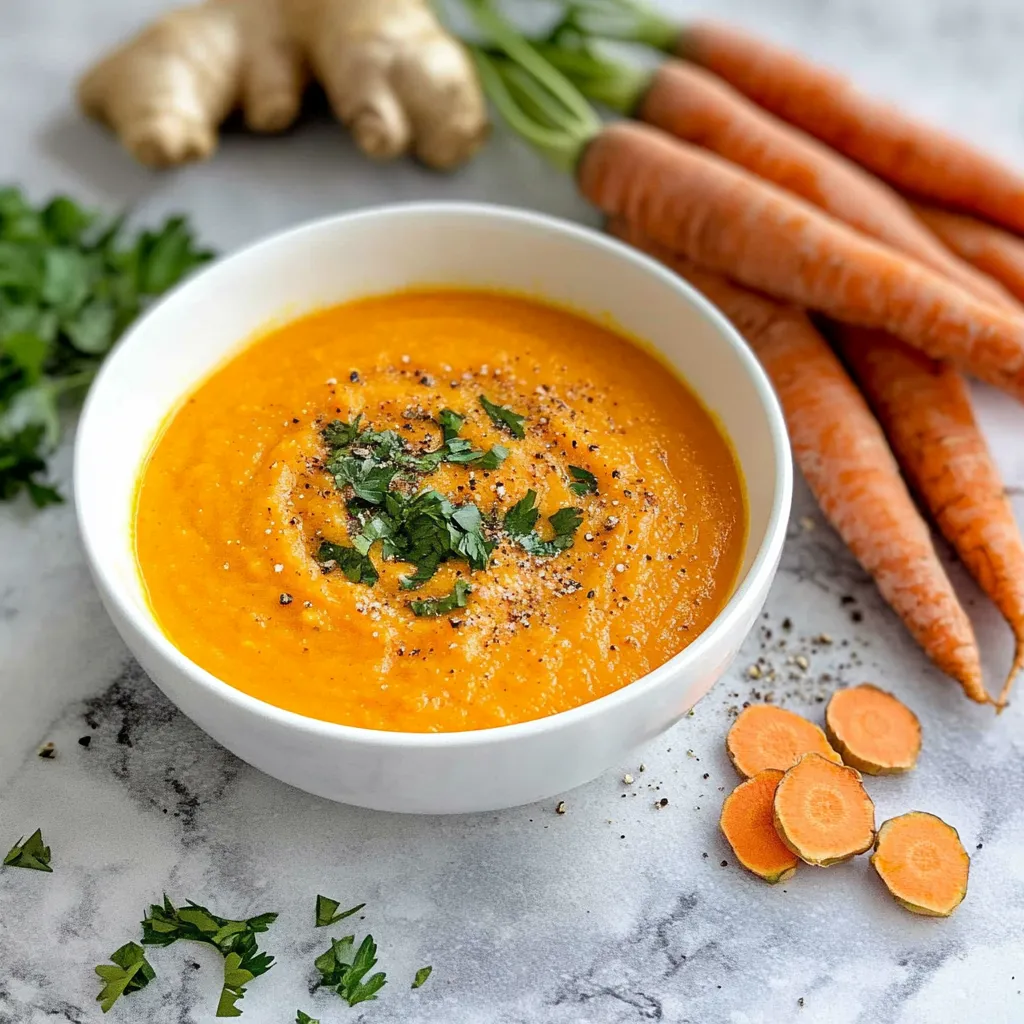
[136,290,745,732]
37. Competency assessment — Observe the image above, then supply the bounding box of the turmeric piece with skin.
[871,812,970,917]
[773,753,876,866]
[824,684,921,775]
[719,769,799,884]
[726,704,840,778]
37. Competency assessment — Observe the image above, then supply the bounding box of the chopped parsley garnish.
[316,895,365,928]
[479,394,526,439]
[437,407,464,441]
[409,580,471,617]
[412,965,433,989]
[568,465,598,496]
[141,896,277,1017]
[315,933,388,1007]
[317,540,379,586]
[0,188,212,507]
[477,443,509,470]
[321,488,494,591]
[503,490,582,556]
[95,942,156,1013]
[296,1013,319,1024]
[3,828,52,871]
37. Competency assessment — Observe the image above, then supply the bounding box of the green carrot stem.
[557,0,679,51]
[531,41,651,114]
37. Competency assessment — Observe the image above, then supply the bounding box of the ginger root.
[77,0,487,170]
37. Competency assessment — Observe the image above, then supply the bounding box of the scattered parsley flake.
[314,933,388,1007]
[479,394,526,439]
[317,540,379,586]
[409,580,471,617]
[316,895,365,928]
[412,965,433,989]
[568,465,598,496]
[437,407,464,442]
[3,828,52,871]
[95,941,156,1014]
[503,491,582,556]
[296,1013,319,1024]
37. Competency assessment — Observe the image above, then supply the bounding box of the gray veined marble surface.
[3,0,1024,1021]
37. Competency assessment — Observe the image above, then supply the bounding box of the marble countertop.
[4,1,1024,1021]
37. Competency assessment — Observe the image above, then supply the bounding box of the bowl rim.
[75,200,793,750]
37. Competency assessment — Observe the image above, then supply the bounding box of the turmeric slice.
[720,770,799,884]
[871,812,970,917]
[773,753,876,866]
[825,684,921,775]
[726,704,841,778]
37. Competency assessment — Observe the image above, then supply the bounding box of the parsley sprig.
[479,394,526,438]
[3,828,52,871]
[140,896,277,1017]
[95,942,156,1013]
[409,579,471,617]
[0,187,213,506]
[568,464,598,496]
[315,933,388,1007]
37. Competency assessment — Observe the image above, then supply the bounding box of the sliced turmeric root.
[726,704,841,778]
[773,753,875,866]
[824,684,921,775]
[871,812,970,917]
[719,770,799,884]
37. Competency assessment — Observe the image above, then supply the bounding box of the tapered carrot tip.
[726,704,841,778]
[871,812,970,917]
[824,684,921,775]
[720,769,798,884]
[773,753,876,866]
[996,642,1024,710]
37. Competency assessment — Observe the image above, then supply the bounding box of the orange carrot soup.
[135,290,745,732]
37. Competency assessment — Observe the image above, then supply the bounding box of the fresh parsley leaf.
[315,933,388,1008]
[409,580,471,617]
[412,965,433,989]
[0,188,212,507]
[317,541,379,586]
[568,465,598,496]
[479,394,526,439]
[503,489,541,537]
[296,1013,319,1024]
[316,895,365,928]
[217,951,255,1017]
[95,941,156,1014]
[504,492,583,557]
[3,828,52,871]
[476,444,508,470]
[437,407,464,442]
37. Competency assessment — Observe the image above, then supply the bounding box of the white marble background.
[3,1,1024,1022]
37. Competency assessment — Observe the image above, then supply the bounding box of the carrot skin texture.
[638,61,1009,307]
[913,203,1024,306]
[676,20,1024,234]
[579,123,1024,402]
[836,326,1024,705]
[608,221,988,703]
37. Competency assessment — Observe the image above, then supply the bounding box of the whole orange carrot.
[835,327,1024,706]
[562,3,1024,232]
[608,219,989,704]
[535,42,1009,306]
[912,203,1024,307]
[578,122,1024,399]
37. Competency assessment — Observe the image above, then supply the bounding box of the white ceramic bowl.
[75,202,792,814]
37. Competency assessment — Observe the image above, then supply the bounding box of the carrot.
[824,684,921,775]
[719,770,799,884]
[835,326,1024,705]
[607,221,989,703]
[533,41,1010,307]
[870,812,970,917]
[468,13,1024,402]
[912,203,1024,306]
[772,753,876,867]
[725,704,840,778]
[559,2,1024,232]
